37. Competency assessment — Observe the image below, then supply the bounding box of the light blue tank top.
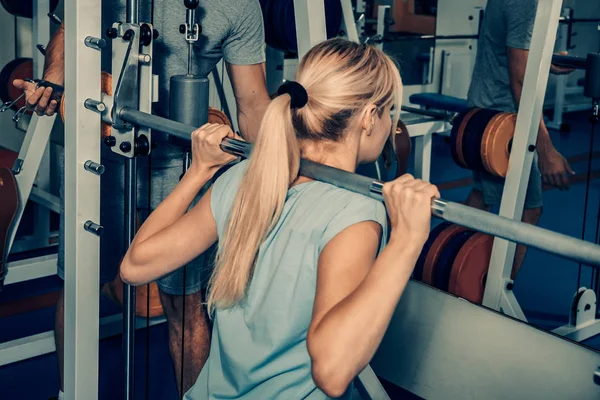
[184,160,388,400]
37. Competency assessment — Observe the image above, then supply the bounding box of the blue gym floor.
[1,110,599,399]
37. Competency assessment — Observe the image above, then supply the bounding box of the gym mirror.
[359,0,437,86]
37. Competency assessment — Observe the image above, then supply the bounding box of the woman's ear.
[360,104,377,133]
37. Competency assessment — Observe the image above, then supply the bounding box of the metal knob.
[84,36,106,50]
[84,221,104,236]
[84,99,106,113]
[184,0,199,9]
[106,27,118,39]
[104,136,117,147]
[138,54,152,64]
[84,160,105,175]
[120,142,132,153]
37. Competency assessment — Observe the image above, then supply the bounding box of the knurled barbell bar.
[115,106,600,268]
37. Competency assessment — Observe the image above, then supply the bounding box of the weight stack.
[169,75,209,148]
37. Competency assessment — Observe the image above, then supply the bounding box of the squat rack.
[58,0,600,398]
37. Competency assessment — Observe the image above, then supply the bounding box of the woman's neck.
[292,139,359,187]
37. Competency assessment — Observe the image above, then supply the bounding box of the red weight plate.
[454,108,480,169]
[0,167,19,291]
[481,113,517,177]
[5,58,33,110]
[448,232,494,304]
[422,224,469,285]
[208,107,232,127]
[479,112,508,175]
[414,221,452,282]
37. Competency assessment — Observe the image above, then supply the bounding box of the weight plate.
[60,72,112,138]
[0,167,19,291]
[448,232,493,303]
[481,112,516,177]
[462,108,502,172]
[0,149,18,169]
[0,58,32,110]
[453,108,480,169]
[422,224,469,285]
[414,221,452,281]
[0,58,27,105]
[478,112,506,174]
[394,119,411,177]
[0,0,59,18]
[434,230,476,291]
[208,107,232,127]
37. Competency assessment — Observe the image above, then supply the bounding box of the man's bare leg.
[55,289,65,393]
[159,290,211,397]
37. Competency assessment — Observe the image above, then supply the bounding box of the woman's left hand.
[190,123,242,173]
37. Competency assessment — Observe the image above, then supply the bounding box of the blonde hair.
[207,38,403,313]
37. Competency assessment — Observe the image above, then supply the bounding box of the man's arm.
[507,47,574,189]
[43,23,66,85]
[12,22,65,116]
[226,62,271,142]
[221,0,270,142]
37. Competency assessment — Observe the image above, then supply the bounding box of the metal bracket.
[109,22,154,158]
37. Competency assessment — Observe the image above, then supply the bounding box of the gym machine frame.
[53,0,600,398]
[0,0,64,367]
[110,2,600,397]
[2,0,57,269]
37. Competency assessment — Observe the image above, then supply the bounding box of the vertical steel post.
[123,2,139,400]
[482,0,564,314]
[63,0,102,396]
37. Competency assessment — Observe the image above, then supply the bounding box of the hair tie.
[277,81,308,109]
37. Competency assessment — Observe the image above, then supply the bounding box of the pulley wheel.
[481,112,516,177]
[451,108,479,169]
[448,232,494,303]
[414,222,452,281]
[434,230,476,291]
[0,0,59,18]
[462,109,501,172]
[0,58,33,110]
[422,224,469,285]
[60,72,112,138]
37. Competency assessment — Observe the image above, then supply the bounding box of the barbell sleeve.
[118,107,600,267]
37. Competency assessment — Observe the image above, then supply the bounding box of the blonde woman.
[121,38,439,400]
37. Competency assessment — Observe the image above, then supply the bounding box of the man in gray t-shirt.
[14,1,271,398]
[465,0,573,279]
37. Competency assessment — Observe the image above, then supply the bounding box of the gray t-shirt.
[467,0,537,113]
[101,0,265,166]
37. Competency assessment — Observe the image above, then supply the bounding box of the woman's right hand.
[382,174,440,247]
[189,123,241,174]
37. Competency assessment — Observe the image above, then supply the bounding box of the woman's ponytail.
[207,95,300,313]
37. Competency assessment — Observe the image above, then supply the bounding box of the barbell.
[117,106,600,267]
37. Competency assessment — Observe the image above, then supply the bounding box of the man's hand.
[550,51,576,75]
[12,79,59,116]
[538,146,575,190]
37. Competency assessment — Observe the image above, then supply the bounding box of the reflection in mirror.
[398,0,600,359]
[356,0,438,86]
